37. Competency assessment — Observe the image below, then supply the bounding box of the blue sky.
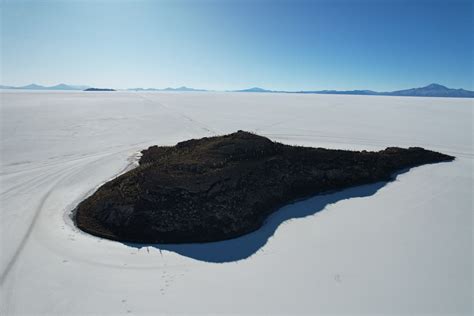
[1,0,473,90]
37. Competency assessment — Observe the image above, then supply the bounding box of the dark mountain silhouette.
[1,83,90,90]
[84,88,116,91]
[383,83,474,97]
[233,87,274,93]
[233,84,474,98]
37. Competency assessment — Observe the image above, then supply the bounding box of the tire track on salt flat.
[136,94,219,135]
[0,164,85,284]
[1,159,95,199]
[0,142,151,197]
[0,147,141,284]
[0,141,148,177]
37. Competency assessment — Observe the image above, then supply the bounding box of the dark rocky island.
[75,131,454,243]
[84,88,116,91]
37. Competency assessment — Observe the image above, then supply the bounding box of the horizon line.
[1,82,474,93]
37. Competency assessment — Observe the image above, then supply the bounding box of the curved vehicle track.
[0,145,144,284]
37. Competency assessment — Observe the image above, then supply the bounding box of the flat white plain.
[0,91,472,315]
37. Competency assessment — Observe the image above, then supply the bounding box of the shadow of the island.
[124,180,389,263]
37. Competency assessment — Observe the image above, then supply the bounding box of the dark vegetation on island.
[75,131,454,243]
[84,88,116,91]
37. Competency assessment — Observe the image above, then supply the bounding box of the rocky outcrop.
[83,88,116,91]
[75,131,454,243]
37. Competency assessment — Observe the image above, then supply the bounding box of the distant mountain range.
[128,86,207,92]
[1,83,472,98]
[233,84,474,98]
[0,83,91,90]
[233,87,271,93]
[381,83,473,98]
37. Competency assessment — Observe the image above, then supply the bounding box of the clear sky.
[1,0,473,91]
